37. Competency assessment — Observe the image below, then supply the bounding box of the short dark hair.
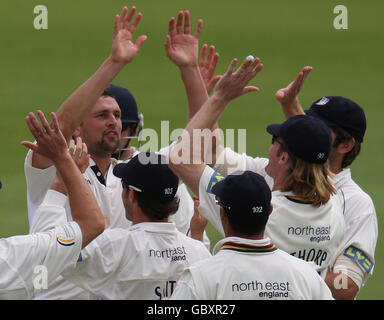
[134,190,180,220]
[331,126,361,168]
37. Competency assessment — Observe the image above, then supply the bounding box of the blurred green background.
[0,0,382,299]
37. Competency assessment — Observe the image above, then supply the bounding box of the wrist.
[105,55,127,70]
[210,92,230,107]
[52,152,72,168]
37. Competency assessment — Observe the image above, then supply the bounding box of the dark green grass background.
[0,0,382,299]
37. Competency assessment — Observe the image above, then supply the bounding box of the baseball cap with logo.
[113,152,179,203]
[266,115,332,164]
[305,96,366,143]
[211,171,271,234]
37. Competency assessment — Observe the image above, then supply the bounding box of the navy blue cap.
[305,96,366,143]
[107,84,139,124]
[267,115,332,164]
[113,152,179,203]
[212,171,271,233]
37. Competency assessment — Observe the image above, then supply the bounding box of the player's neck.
[328,159,343,174]
[91,155,112,176]
[132,209,169,225]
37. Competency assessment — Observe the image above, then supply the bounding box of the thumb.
[275,89,286,101]
[135,35,147,49]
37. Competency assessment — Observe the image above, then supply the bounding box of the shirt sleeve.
[198,166,225,236]
[214,147,273,188]
[30,190,69,233]
[334,195,377,278]
[0,222,82,298]
[24,149,57,206]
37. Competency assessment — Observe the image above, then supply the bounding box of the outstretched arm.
[22,111,105,248]
[168,57,263,195]
[275,66,312,119]
[164,10,208,122]
[33,6,147,169]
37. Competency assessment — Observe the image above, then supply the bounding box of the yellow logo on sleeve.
[207,171,225,194]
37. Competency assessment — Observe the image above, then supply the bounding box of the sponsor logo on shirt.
[231,280,291,299]
[149,246,186,262]
[287,225,331,243]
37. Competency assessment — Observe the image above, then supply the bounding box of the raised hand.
[110,6,147,64]
[190,195,208,242]
[164,10,202,67]
[21,111,69,163]
[275,66,312,106]
[213,56,263,103]
[199,44,222,94]
[69,137,90,174]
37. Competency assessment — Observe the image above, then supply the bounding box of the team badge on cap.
[315,97,330,106]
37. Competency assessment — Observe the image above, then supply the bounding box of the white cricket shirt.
[331,168,378,282]
[24,149,210,299]
[171,236,333,300]
[62,222,211,299]
[199,164,345,275]
[0,196,82,300]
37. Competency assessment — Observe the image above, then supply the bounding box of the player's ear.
[279,151,290,166]
[336,137,355,155]
[128,187,137,203]
[268,204,273,216]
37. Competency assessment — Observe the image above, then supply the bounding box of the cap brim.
[266,124,282,136]
[113,163,129,179]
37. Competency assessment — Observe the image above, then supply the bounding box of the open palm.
[111,6,147,64]
[165,11,202,67]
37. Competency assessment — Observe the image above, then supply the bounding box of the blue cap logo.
[315,97,330,106]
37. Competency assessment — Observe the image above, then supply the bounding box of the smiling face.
[79,96,122,157]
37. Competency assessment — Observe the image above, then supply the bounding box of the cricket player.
[275,67,378,299]
[168,57,345,276]
[107,84,143,161]
[54,152,210,299]
[106,83,211,248]
[24,7,209,299]
[0,111,104,299]
[170,171,333,300]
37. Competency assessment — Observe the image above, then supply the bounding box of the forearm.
[280,98,305,120]
[53,154,104,247]
[170,94,226,174]
[325,271,359,300]
[179,65,209,121]
[56,56,126,140]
